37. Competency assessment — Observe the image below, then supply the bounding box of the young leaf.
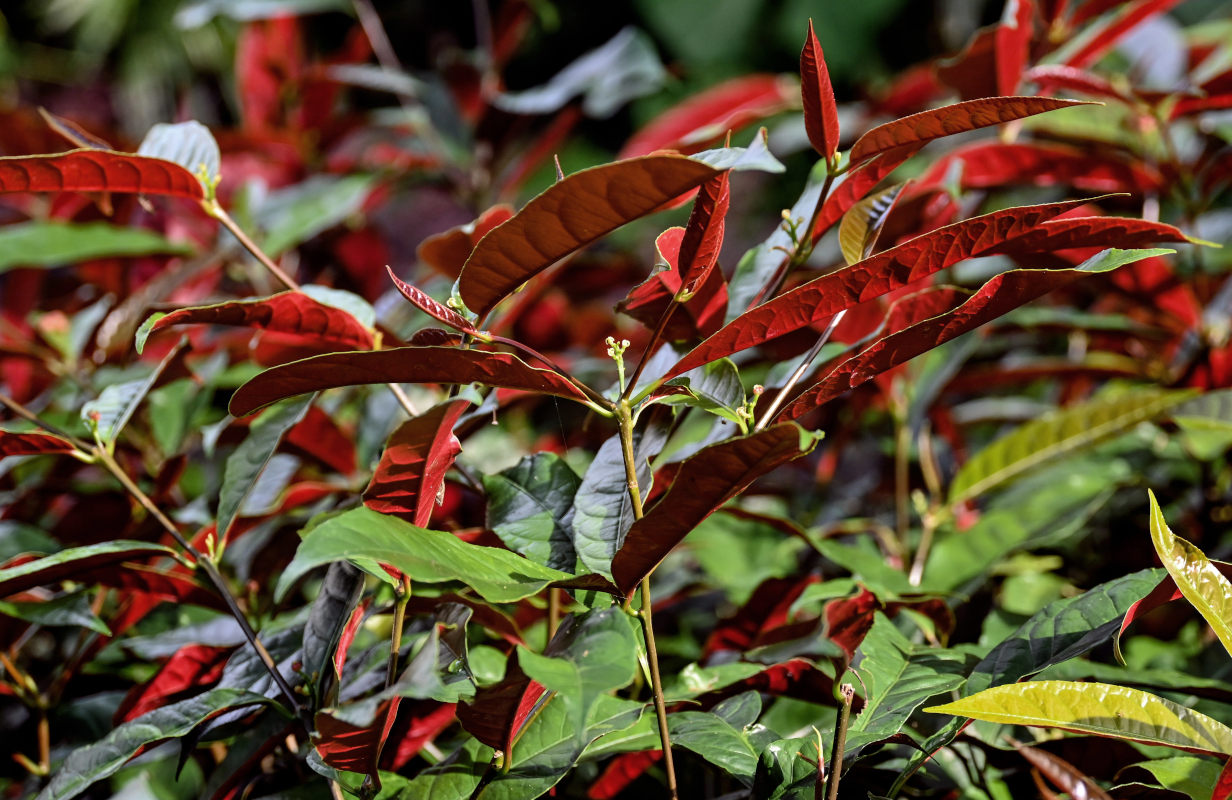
[217,395,313,539]
[1061,0,1184,70]
[0,149,205,200]
[611,424,817,594]
[136,120,221,189]
[0,430,76,457]
[800,19,840,162]
[457,155,720,318]
[927,681,1232,757]
[677,170,731,293]
[363,399,470,527]
[837,183,905,266]
[1148,490,1232,660]
[386,266,478,335]
[848,97,1090,165]
[228,347,589,417]
[483,452,582,572]
[619,227,729,341]
[0,221,193,275]
[811,143,921,243]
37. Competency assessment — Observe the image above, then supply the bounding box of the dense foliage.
[3,1,1232,798]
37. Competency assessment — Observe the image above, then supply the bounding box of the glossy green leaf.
[669,691,777,781]
[483,453,582,572]
[1128,756,1223,800]
[217,395,312,538]
[0,590,111,635]
[1148,490,1232,659]
[927,680,1232,756]
[0,541,180,597]
[0,221,192,274]
[276,506,573,604]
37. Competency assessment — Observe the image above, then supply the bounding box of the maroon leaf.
[800,19,840,162]
[826,588,881,658]
[811,144,922,242]
[146,292,374,352]
[229,347,589,417]
[704,575,819,656]
[1024,64,1130,102]
[384,702,459,769]
[848,97,1090,165]
[619,74,796,158]
[678,171,731,292]
[0,149,204,199]
[619,227,728,341]
[363,400,470,527]
[610,424,816,594]
[988,216,1192,255]
[285,404,357,476]
[457,651,547,751]
[917,142,1162,194]
[0,542,180,598]
[995,0,1035,95]
[114,644,232,723]
[666,198,1089,382]
[589,751,663,799]
[1009,739,1113,800]
[386,267,478,335]
[417,205,515,280]
[1063,0,1184,70]
[409,328,465,347]
[0,431,76,457]
[315,697,402,776]
[458,155,721,318]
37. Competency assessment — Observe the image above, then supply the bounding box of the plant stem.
[616,401,678,800]
[386,574,413,689]
[211,205,301,292]
[826,684,854,800]
[622,301,679,403]
[752,171,836,307]
[754,309,845,431]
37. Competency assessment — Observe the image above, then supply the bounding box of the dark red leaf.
[800,20,840,162]
[1023,64,1130,102]
[811,144,922,242]
[678,171,731,292]
[849,97,1090,165]
[619,74,796,158]
[363,400,470,527]
[996,0,1035,95]
[618,227,729,341]
[0,149,204,199]
[919,141,1161,195]
[1009,739,1113,800]
[147,292,374,352]
[704,575,819,656]
[988,216,1191,255]
[666,198,1089,382]
[385,267,478,335]
[228,347,589,417]
[285,405,357,476]
[314,697,402,776]
[0,431,76,457]
[611,424,816,594]
[417,205,515,280]
[589,751,663,799]
[81,563,221,611]
[0,543,180,598]
[457,651,547,751]
[114,644,233,723]
[936,26,1000,100]
[458,155,721,319]
[1064,0,1184,70]
[826,588,881,658]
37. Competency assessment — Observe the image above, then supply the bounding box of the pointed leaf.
[386,266,478,335]
[458,154,720,318]
[611,424,817,594]
[990,216,1193,255]
[0,590,111,635]
[218,395,313,538]
[927,681,1232,757]
[363,399,470,527]
[837,183,905,266]
[0,541,178,598]
[483,452,582,572]
[800,19,840,161]
[1062,0,1184,70]
[229,347,588,417]
[1149,490,1232,660]
[849,97,1090,165]
[301,562,365,706]
[619,227,728,341]
[0,149,205,200]
[417,205,514,280]
[137,120,221,189]
[677,171,731,292]
[995,0,1035,95]
[114,644,233,723]
[0,221,193,275]
[0,431,76,457]
[812,143,921,243]
[919,141,1162,194]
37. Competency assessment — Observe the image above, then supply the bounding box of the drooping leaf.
[301,562,365,706]
[848,97,1090,165]
[385,266,478,335]
[0,543,177,598]
[458,155,720,318]
[800,19,840,162]
[229,347,589,417]
[611,424,818,594]
[1148,490,1232,659]
[927,681,1232,757]
[0,430,76,457]
[483,452,582,572]
[275,506,575,604]
[217,395,313,539]
[137,291,374,354]
[781,249,1177,420]
[363,399,470,527]
[137,120,221,189]
[0,149,205,200]
[0,221,193,275]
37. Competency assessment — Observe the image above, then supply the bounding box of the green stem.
[826,684,854,800]
[622,301,679,403]
[386,575,413,689]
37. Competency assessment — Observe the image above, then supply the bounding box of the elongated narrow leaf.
[484,453,582,572]
[1062,0,1184,70]
[364,399,470,527]
[138,291,374,354]
[275,506,574,604]
[669,198,1091,382]
[611,424,817,594]
[0,221,192,275]
[677,171,730,292]
[837,183,905,265]
[990,216,1193,255]
[0,149,205,199]
[781,249,1176,421]
[919,142,1161,194]
[0,591,110,634]
[1010,739,1113,800]
[948,385,1192,505]
[229,347,588,417]
[800,19,840,161]
[458,155,720,318]
[0,431,76,457]
[849,97,1089,165]
[386,266,478,335]
[82,338,189,446]
[928,681,1232,757]
[995,0,1034,95]
[217,395,313,538]
[114,644,233,722]
[1149,490,1232,659]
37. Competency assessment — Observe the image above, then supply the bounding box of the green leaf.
[217,395,313,538]
[687,512,804,605]
[253,174,376,256]
[948,388,1195,505]
[277,506,573,604]
[36,688,273,800]
[483,453,581,572]
[669,691,777,782]
[1126,756,1222,800]
[926,680,1232,757]
[753,736,823,800]
[657,358,746,425]
[396,736,494,800]
[0,221,192,274]
[1148,490,1232,659]
[301,562,364,706]
[0,590,111,635]
[0,541,180,596]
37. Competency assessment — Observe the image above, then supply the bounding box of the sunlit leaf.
[363,399,470,527]
[0,221,192,275]
[137,120,221,189]
[0,149,205,200]
[800,19,840,161]
[1060,0,1184,70]
[837,183,904,266]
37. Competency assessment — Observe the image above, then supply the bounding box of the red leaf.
[611,424,816,594]
[228,347,589,417]
[385,702,459,769]
[285,405,357,476]
[416,205,514,280]
[314,697,402,776]
[0,431,76,457]
[1063,0,1184,70]
[678,172,731,292]
[826,588,881,658]
[1023,64,1130,102]
[988,216,1191,255]
[458,155,721,319]
[780,263,1113,418]
[114,644,232,723]
[666,198,1089,382]
[618,228,729,341]
[0,543,179,598]
[936,27,1000,100]
[0,149,204,199]
[800,20,840,162]
[385,267,478,335]
[619,74,796,158]
[333,600,368,679]
[849,97,1090,165]
[917,142,1162,194]
[996,0,1036,95]
[457,651,547,751]
[704,575,819,656]
[811,144,922,242]
[589,751,663,799]
[363,400,470,527]
[1010,739,1113,800]
[148,292,374,352]
[1216,757,1232,800]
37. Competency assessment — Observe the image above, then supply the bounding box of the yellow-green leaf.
[1148,490,1232,660]
[927,681,1232,757]
[837,183,903,266]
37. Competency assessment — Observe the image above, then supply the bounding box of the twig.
[211,205,301,292]
[826,684,854,800]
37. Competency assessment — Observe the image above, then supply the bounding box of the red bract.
[917,142,1162,194]
[114,644,232,723]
